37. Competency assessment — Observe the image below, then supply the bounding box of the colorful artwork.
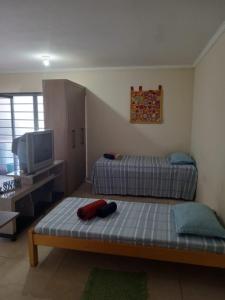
[130,85,163,124]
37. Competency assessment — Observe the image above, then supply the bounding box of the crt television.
[12,129,54,174]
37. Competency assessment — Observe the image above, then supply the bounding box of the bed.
[28,197,225,268]
[91,155,197,200]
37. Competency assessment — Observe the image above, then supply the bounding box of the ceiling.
[0,0,224,72]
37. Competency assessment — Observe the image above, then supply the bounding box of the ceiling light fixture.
[42,55,50,67]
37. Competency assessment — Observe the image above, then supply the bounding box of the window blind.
[0,94,44,174]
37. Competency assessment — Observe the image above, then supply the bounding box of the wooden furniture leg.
[28,228,38,267]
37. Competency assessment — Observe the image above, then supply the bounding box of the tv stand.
[0,160,64,240]
[19,161,65,185]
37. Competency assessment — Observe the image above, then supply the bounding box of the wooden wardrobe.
[43,79,86,195]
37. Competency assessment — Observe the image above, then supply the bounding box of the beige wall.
[191,31,225,223]
[0,68,193,177]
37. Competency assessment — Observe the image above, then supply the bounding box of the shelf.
[0,160,65,238]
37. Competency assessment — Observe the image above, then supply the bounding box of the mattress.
[34,197,225,254]
[91,155,197,200]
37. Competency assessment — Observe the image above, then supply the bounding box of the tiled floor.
[0,183,224,300]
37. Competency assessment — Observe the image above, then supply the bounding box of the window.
[0,93,44,174]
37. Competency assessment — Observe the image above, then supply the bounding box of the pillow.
[172,203,225,239]
[169,152,195,165]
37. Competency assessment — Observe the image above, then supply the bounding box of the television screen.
[12,129,54,174]
[34,132,53,164]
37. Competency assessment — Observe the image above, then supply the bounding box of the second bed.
[92,155,197,200]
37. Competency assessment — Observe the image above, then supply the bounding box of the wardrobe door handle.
[80,128,85,145]
[72,129,76,148]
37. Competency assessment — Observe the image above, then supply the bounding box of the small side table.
[0,211,19,230]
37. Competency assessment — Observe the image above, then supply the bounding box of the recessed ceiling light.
[42,55,50,67]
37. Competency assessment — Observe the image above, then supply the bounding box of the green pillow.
[172,203,225,239]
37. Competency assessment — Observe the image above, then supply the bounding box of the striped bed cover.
[34,197,225,254]
[91,155,197,200]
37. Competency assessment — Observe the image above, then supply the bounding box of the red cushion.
[77,199,107,220]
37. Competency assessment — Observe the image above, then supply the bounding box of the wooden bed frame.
[28,228,225,269]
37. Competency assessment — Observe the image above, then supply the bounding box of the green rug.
[81,268,147,300]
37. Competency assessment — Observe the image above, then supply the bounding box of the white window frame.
[0,93,44,172]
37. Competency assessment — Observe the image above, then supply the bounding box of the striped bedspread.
[34,197,225,254]
[91,155,197,200]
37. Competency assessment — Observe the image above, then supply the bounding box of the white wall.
[191,31,225,223]
[0,68,194,177]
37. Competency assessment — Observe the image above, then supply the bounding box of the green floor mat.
[81,268,147,300]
